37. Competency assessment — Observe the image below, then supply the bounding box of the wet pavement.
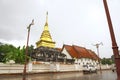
[0,70,117,80]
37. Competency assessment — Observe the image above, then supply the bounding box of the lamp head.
[31,19,34,25]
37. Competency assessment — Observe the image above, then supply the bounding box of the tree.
[15,46,26,64]
[27,45,34,58]
[101,58,113,65]
[0,44,16,62]
[0,43,34,64]
[3,45,25,64]
[111,55,115,63]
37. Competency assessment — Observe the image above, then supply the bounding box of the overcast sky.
[0,0,120,58]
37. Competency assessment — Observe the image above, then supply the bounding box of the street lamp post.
[23,20,34,80]
[103,0,120,80]
[93,42,103,74]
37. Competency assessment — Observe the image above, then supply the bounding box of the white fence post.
[28,62,32,72]
[56,63,60,71]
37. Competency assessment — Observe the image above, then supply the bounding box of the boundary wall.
[0,63,111,74]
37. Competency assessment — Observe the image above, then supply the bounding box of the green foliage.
[101,57,113,65]
[111,55,115,63]
[0,44,16,62]
[0,42,34,64]
[27,45,34,57]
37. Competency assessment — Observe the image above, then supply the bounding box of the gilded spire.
[46,11,48,23]
[44,12,48,30]
[36,12,55,48]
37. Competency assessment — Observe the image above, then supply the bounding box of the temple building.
[61,44,99,66]
[36,12,55,48]
[32,12,99,65]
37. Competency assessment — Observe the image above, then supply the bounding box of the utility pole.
[103,0,120,80]
[93,42,103,74]
[23,19,34,80]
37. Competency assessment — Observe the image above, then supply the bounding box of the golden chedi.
[36,12,55,48]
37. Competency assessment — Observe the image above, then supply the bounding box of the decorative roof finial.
[46,11,48,23]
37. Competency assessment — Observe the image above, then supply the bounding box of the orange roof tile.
[62,44,99,60]
[64,45,80,58]
[72,45,93,58]
[87,49,100,60]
